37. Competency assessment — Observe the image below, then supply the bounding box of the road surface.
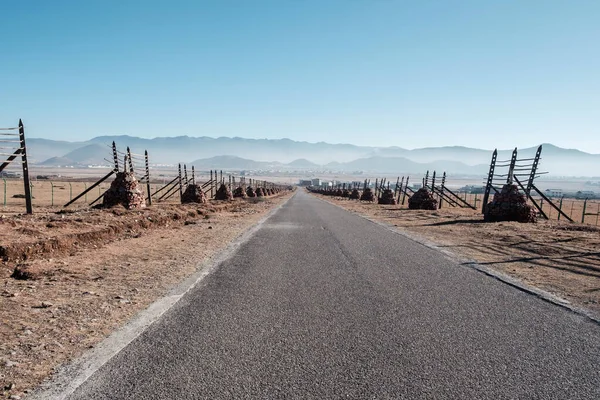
[67,190,600,399]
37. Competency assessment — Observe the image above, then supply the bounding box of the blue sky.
[1,0,599,152]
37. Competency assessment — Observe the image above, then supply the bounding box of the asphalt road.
[68,190,600,399]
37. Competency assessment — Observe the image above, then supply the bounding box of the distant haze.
[27,135,600,177]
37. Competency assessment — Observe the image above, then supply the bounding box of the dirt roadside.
[0,192,293,399]
[312,192,600,320]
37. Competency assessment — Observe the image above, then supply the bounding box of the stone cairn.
[360,187,375,202]
[349,188,361,200]
[484,184,537,223]
[181,184,207,204]
[255,187,265,197]
[378,189,397,205]
[408,188,437,210]
[246,186,257,197]
[215,183,233,201]
[103,172,146,209]
[233,186,247,198]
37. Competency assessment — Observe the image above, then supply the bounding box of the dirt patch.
[0,204,235,263]
[0,192,293,399]
[312,192,600,320]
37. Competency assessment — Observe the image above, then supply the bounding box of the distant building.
[576,191,595,199]
[459,185,485,194]
[545,189,563,198]
[298,179,312,186]
[0,171,21,178]
[311,178,322,186]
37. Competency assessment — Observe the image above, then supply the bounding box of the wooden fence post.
[178,164,183,201]
[127,147,134,174]
[402,177,409,205]
[482,149,498,214]
[558,197,564,221]
[145,150,152,206]
[19,120,33,214]
[439,172,446,209]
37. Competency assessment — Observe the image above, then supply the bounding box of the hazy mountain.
[40,156,75,167]
[40,144,109,166]
[30,135,600,176]
[28,138,83,163]
[287,159,318,168]
[335,157,487,175]
[190,156,276,170]
[75,136,370,164]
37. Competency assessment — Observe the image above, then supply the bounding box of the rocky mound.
[215,184,233,201]
[378,189,397,205]
[360,188,375,202]
[181,184,207,204]
[484,184,537,223]
[103,172,146,209]
[233,186,247,198]
[408,188,437,210]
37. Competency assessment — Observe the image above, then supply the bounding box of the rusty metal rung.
[0,159,24,164]
[516,157,537,161]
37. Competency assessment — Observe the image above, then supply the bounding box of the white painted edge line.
[312,193,600,325]
[29,192,296,400]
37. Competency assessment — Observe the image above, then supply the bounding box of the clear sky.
[1,0,598,151]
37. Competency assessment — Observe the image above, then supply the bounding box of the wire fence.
[447,193,599,225]
[0,179,211,209]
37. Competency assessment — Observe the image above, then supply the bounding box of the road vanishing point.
[53,190,600,399]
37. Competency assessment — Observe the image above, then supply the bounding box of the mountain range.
[26,135,600,177]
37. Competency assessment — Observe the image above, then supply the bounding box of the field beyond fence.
[2,179,599,225]
[1,178,205,211]
[455,193,600,225]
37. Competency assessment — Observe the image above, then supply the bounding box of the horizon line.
[27,135,596,155]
